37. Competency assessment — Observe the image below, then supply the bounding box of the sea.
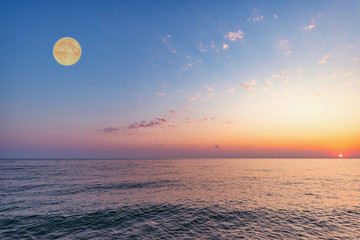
[0,158,359,239]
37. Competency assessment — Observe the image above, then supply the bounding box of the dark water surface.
[1,158,359,239]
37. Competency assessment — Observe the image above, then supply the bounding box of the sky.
[1,0,360,158]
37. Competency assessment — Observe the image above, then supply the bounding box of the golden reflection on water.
[112,158,359,210]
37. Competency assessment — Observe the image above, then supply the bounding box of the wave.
[48,179,182,196]
[1,203,359,239]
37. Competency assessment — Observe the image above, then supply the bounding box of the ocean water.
[0,158,359,239]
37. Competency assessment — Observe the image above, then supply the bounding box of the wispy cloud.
[273,14,278,19]
[302,15,322,31]
[271,70,287,79]
[184,117,192,124]
[318,53,332,64]
[224,30,244,41]
[101,110,230,137]
[100,117,169,136]
[264,79,273,90]
[240,79,256,91]
[183,55,202,70]
[297,67,308,76]
[183,63,193,70]
[225,88,235,94]
[198,117,216,123]
[217,121,232,126]
[127,118,168,130]
[161,35,176,54]
[156,92,166,96]
[197,42,208,52]
[198,117,208,122]
[302,18,316,31]
[265,70,288,90]
[102,127,120,135]
[247,16,264,23]
[223,43,229,50]
[204,86,214,91]
[277,39,292,56]
[240,83,251,90]
[169,110,177,115]
[302,24,315,31]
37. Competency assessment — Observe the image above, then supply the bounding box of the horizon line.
[0,157,356,160]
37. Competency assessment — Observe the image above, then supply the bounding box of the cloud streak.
[161,35,176,54]
[101,109,230,137]
[127,118,168,130]
[102,127,121,135]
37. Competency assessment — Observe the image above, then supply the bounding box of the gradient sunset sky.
[1,0,359,158]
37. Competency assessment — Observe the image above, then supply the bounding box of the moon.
[53,37,81,66]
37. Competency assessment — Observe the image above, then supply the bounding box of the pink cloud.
[271,70,287,79]
[318,53,332,64]
[240,83,251,90]
[204,86,214,91]
[264,79,273,90]
[302,24,315,31]
[240,79,256,91]
[224,30,244,41]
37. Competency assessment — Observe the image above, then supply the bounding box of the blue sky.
[1,0,360,158]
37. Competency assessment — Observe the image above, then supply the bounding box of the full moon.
[53,37,81,66]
